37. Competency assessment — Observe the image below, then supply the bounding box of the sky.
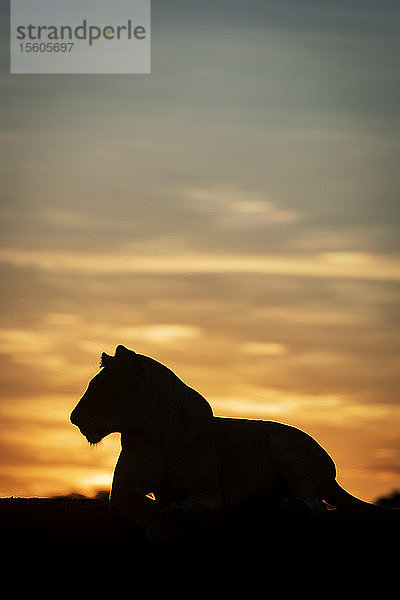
[0,0,399,502]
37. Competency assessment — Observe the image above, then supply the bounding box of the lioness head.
[70,344,142,444]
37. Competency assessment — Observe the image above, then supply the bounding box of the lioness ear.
[114,345,141,380]
[115,345,136,359]
[100,352,114,368]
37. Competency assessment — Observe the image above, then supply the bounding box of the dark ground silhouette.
[1,492,398,592]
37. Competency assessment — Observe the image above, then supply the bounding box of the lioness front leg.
[110,451,187,543]
[109,453,160,526]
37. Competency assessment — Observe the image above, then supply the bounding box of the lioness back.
[215,418,336,509]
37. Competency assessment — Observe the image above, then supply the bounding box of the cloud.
[116,324,201,344]
[43,208,103,230]
[188,183,299,227]
[1,247,399,281]
[242,342,289,356]
[1,262,398,405]
[211,387,399,427]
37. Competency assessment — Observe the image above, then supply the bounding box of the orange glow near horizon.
[1,301,399,503]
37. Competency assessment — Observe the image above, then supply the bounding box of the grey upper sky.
[1,0,400,257]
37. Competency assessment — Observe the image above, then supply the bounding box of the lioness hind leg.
[267,430,335,515]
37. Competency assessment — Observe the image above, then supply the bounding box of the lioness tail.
[328,481,399,522]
